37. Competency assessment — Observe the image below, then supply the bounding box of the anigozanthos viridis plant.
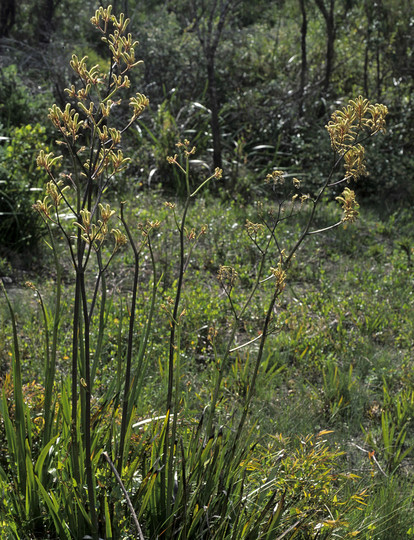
[154,139,221,530]
[232,97,388,436]
[29,5,149,538]
[153,96,388,538]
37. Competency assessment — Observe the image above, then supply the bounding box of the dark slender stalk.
[118,203,140,473]
[160,191,191,519]
[80,269,98,537]
[233,289,279,448]
[90,250,108,386]
[166,197,190,413]
[70,269,81,487]
[43,224,62,445]
[70,133,83,488]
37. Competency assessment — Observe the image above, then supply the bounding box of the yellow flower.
[111,228,128,250]
[325,96,388,152]
[270,263,286,294]
[46,180,69,206]
[344,144,367,181]
[217,265,238,288]
[33,197,52,219]
[129,93,149,120]
[336,187,359,223]
[99,203,116,223]
[245,220,264,238]
[36,150,62,173]
[265,170,285,185]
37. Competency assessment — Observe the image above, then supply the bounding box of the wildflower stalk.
[162,143,218,520]
[117,203,141,473]
[43,224,62,446]
[211,97,388,445]
[31,6,149,536]
[90,250,107,384]
[79,263,98,535]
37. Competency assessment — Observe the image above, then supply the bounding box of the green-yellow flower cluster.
[326,96,388,182]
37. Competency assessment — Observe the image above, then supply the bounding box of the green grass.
[1,191,413,537]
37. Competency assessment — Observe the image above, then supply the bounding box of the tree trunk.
[298,0,308,116]
[206,53,223,170]
[0,0,15,38]
[36,0,56,43]
[314,0,335,92]
[190,0,238,171]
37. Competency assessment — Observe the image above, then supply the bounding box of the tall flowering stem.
[210,97,388,453]
[33,6,148,538]
[162,141,219,519]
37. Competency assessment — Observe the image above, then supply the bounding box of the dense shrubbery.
[1,1,413,203]
[0,123,51,251]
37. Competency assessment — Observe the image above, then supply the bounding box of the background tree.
[298,0,308,116]
[0,0,15,38]
[32,0,57,43]
[187,0,241,170]
[314,0,335,93]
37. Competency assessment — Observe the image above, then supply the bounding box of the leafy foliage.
[0,123,51,251]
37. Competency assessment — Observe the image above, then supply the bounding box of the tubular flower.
[214,167,223,179]
[217,265,238,290]
[326,96,388,183]
[325,108,357,152]
[326,96,388,152]
[129,93,149,120]
[270,263,287,295]
[245,220,264,236]
[48,103,84,142]
[90,5,113,31]
[99,203,116,223]
[336,187,360,223]
[70,55,101,85]
[343,144,367,181]
[46,180,69,207]
[176,139,196,157]
[111,229,127,250]
[33,197,52,220]
[349,96,370,128]
[110,149,131,172]
[365,103,388,134]
[36,150,63,174]
[265,170,285,185]
[167,154,178,165]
